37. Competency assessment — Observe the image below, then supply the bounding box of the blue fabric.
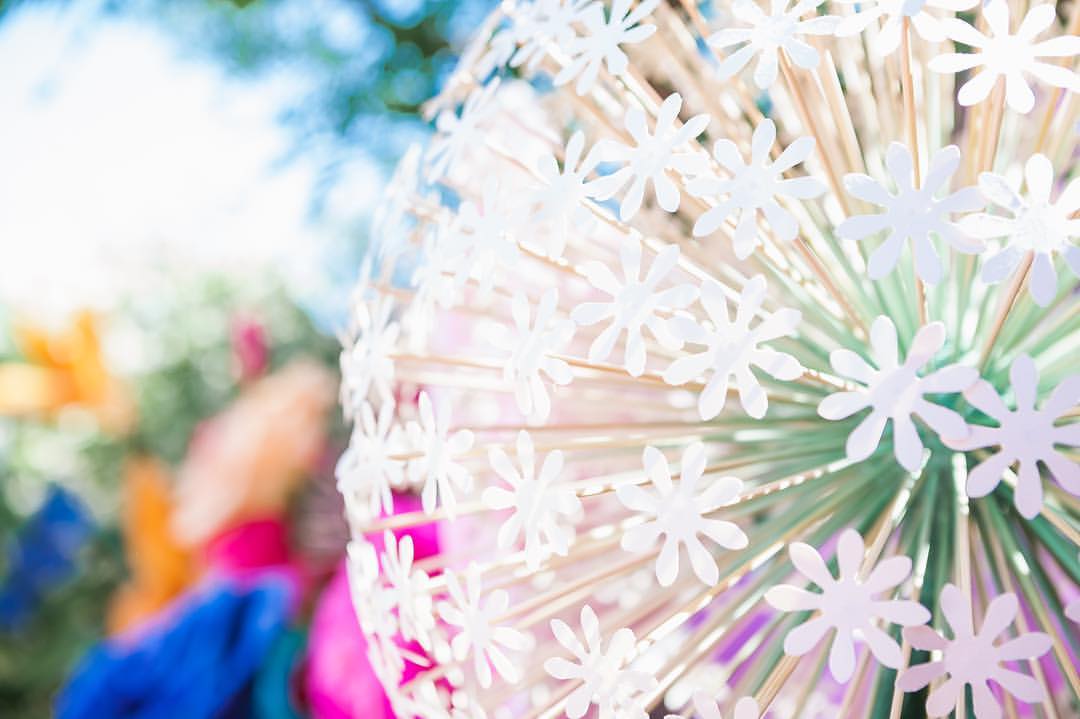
[252,629,306,719]
[56,578,292,719]
[0,485,94,629]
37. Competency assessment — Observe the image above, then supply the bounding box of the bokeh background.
[0,0,489,715]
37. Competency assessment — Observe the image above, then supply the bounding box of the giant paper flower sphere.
[337,0,1080,716]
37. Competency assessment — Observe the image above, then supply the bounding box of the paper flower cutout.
[495,289,575,424]
[585,93,710,220]
[372,143,424,264]
[898,584,1053,718]
[666,692,760,719]
[483,431,582,570]
[407,391,475,515]
[438,568,531,688]
[930,1,1080,113]
[381,531,436,650]
[961,153,1080,307]
[427,80,499,181]
[336,399,404,518]
[554,0,660,95]
[511,0,588,72]
[354,549,412,683]
[709,0,840,89]
[544,604,657,719]
[571,239,698,376]
[664,275,804,420]
[689,119,825,257]
[765,529,930,682]
[405,227,461,352]
[834,0,977,55]
[346,538,397,637]
[340,295,399,412]
[472,24,517,80]
[819,317,976,471]
[528,130,602,260]
[837,143,984,284]
[617,443,748,586]
[947,354,1080,518]
[450,177,522,295]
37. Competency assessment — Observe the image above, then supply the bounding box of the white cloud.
[0,3,377,321]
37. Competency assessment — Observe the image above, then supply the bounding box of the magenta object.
[306,492,440,719]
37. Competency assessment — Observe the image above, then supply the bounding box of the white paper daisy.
[511,0,589,72]
[335,399,404,518]
[765,528,930,682]
[930,0,1080,113]
[438,567,532,688]
[494,289,575,424]
[898,584,1052,717]
[961,153,1080,307]
[837,143,984,284]
[404,226,461,352]
[709,0,840,89]
[689,119,825,258]
[381,530,437,650]
[544,604,658,719]
[554,0,660,95]
[449,177,523,295]
[346,537,397,639]
[585,92,710,220]
[427,79,500,181]
[528,130,603,260]
[817,316,976,472]
[406,391,475,515]
[483,430,582,570]
[834,0,977,55]
[340,294,400,412]
[664,275,804,420]
[617,443,748,586]
[946,354,1080,518]
[571,238,698,377]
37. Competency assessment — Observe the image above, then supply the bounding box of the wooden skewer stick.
[1034,0,1080,152]
[977,251,1033,370]
[899,17,928,327]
